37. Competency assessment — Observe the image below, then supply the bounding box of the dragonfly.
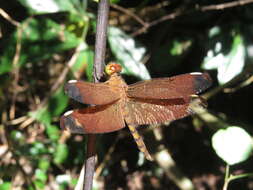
[60,63,212,161]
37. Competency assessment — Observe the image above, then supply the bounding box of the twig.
[131,8,183,36]
[80,1,110,190]
[93,0,110,81]
[153,127,195,190]
[200,0,253,11]
[10,26,23,120]
[132,0,253,36]
[0,8,23,120]
[202,67,253,100]
[110,4,147,27]
[0,8,20,27]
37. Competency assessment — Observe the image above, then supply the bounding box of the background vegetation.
[1,0,253,189]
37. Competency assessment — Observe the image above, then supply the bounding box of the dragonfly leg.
[127,125,153,161]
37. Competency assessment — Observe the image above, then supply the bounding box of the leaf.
[53,143,68,164]
[0,182,11,190]
[34,180,45,190]
[56,174,71,184]
[212,126,253,165]
[202,34,245,84]
[46,124,60,141]
[18,0,81,14]
[108,26,150,80]
[29,106,51,125]
[30,142,48,155]
[0,18,82,75]
[35,169,47,182]
[170,40,192,56]
[38,158,51,171]
[49,87,68,117]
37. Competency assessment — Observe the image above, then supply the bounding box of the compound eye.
[105,63,122,76]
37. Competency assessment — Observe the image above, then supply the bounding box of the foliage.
[1,0,253,190]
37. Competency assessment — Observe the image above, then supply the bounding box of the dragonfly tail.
[128,125,153,161]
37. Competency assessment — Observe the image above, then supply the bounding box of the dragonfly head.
[105,63,122,76]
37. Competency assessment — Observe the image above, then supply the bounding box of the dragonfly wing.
[60,101,125,134]
[64,80,121,105]
[124,96,205,125]
[127,73,212,99]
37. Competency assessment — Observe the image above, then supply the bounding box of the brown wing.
[64,80,121,105]
[124,97,204,125]
[60,101,125,134]
[127,73,212,99]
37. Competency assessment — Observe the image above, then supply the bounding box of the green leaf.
[35,169,47,182]
[53,143,68,164]
[49,87,68,117]
[202,34,245,84]
[0,18,82,75]
[10,130,24,141]
[34,180,45,189]
[170,40,192,56]
[29,106,51,125]
[212,126,253,165]
[18,0,81,14]
[46,124,60,141]
[0,182,11,190]
[108,26,150,80]
[38,158,51,171]
[30,142,48,155]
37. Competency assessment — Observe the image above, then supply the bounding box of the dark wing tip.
[60,111,85,134]
[64,81,83,103]
[191,73,212,94]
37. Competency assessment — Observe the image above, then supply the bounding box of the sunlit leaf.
[208,26,221,38]
[212,126,253,165]
[170,40,192,56]
[34,179,45,189]
[202,34,245,84]
[30,142,48,155]
[35,169,47,182]
[56,174,71,184]
[53,143,68,164]
[108,26,150,80]
[18,0,81,14]
[0,182,11,190]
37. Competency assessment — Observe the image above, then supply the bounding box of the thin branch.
[200,0,253,11]
[110,4,147,27]
[132,0,253,36]
[93,0,110,81]
[0,8,20,27]
[131,8,183,36]
[10,26,23,120]
[81,1,110,190]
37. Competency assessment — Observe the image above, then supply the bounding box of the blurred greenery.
[1,0,253,190]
